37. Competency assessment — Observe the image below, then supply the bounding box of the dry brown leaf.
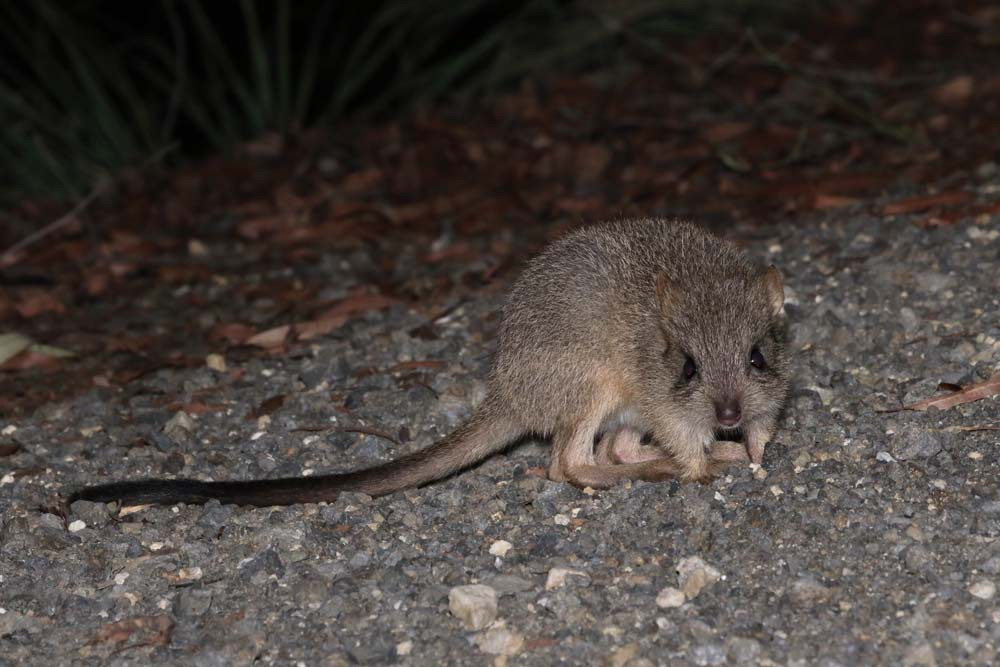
[246,325,290,349]
[902,372,1000,411]
[813,194,859,210]
[882,191,971,215]
[237,214,286,239]
[701,121,751,143]
[313,292,398,322]
[294,316,350,341]
[0,349,64,371]
[931,75,974,108]
[14,288,65,318]
[250,394,286,419]
[211,322,257,344]
[91,614,174,647]
[339,167,384,194]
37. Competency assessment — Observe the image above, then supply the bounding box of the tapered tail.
[67,409,519,507]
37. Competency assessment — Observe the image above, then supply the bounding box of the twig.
[1,179,110,265]
[341,426,400,446]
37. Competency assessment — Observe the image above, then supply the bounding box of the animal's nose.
[715,399,742,427]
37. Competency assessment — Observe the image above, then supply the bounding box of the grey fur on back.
[491,218,787,447]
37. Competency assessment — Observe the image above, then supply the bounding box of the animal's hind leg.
[595,428,662,465]
[549,419,600,482]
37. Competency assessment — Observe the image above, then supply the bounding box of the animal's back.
[491,219,749,424]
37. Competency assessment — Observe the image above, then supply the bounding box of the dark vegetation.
[0,0,806,202]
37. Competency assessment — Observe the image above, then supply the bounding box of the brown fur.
[68,219,790,508]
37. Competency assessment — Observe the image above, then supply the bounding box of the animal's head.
[653,265,790,447]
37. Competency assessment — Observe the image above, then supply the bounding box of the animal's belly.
[598,406,645,434]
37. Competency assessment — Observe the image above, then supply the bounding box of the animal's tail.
[67,407,519,507]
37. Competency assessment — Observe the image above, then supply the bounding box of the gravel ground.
[2,192,1000,666]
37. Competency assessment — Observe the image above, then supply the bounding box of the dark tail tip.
[67,479,214,507]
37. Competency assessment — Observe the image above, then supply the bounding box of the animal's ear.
[762,265,785,318]
[656,272,673,313]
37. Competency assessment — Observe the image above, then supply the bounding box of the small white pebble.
[969,580,996,600]
[0,474,14,486]
[114,572,130,585]
[655,586,686,608]
[396,640,413,656]
[769,485,784,497]
[449,584,498,630]
[553,513,570,526]
[876,451,896,463]
[205,353,226,372]
[489,540,513,557]
[931,479,946,490]
[969,451,983,460]
[250,430,266,441]
[67,520,86,533]
[1,424,16,435]
[188,238,209,256]
[545,567,588,591]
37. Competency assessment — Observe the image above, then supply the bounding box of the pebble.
[475,625,524,655]
[655,586,686,608]
[891,425,941,460]
[726,636,763,663]
[676,557,721,599]
[902,642,937,667]
[787,575,831,608]
[489,540,513,557]
[448,584,498,630]
[689,642,727,666]
[968,580,996,600]
[609,642,639,667]
[545,567,590,591]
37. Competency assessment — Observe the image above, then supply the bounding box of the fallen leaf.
[175,402,228,415]
[295,292,399,341]
[813,193,859,210]
[701,121,751,143]
[313,291,398,322]
[0,333,32,364]
[902,373,1000,411]
[250,394,286,419]
[14,288,64,318]
[211,322,257,344]
[91,615,174,648]
[931,75,974,107]
[340,167,384,194]
[245,325,290,349]
[941,424,1000,433]
[1,349,65,371]
[341,425,400,445]
[882,191,971,215]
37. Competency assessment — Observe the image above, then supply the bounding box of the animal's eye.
[750,346,767,370]
[682,355,698,381]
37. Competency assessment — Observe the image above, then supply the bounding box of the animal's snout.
[714,398,742,427]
